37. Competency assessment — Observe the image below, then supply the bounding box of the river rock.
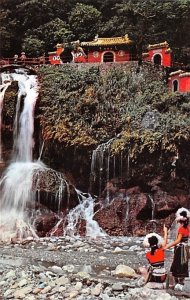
[183,277,190,293]
[91,283,102,296]
[112,283,124,291]
[115,265,137,278]
[55,275,70,286]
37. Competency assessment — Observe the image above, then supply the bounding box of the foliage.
[22,37,45,56]
[1,0,190,63]
[37,63,190,157]
[68,3,101,41]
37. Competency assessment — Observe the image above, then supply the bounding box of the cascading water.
[90,137,115,198]
[0,71,105,241]
[64,190,107,237]
[0,72,45,241]
[148,194,155,221]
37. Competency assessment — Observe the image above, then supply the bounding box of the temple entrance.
[103,52,114,62]
[173,80,179,92]
[153,54,162,65]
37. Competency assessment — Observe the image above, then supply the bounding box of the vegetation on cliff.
[34,63,190,185]
[2,63,190,186]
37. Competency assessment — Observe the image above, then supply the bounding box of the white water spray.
[0,72,43,241]
[65,190,107,238]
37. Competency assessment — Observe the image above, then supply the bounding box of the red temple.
[48,34,137,64]
[81,34,136,63]
[142,41,172,67]
[168,70,190,93]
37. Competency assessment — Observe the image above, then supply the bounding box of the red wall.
[168,74,190,92]
[179,76,190,92]
[144,47,171,67]
[87,50,130,63]
[49,47,63,65]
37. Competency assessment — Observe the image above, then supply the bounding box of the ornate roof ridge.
[169,70,184,76]
[148,41,169,50]
[179,72,190,77]
[81,34,133,46]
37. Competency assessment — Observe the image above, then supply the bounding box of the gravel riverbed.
[0,236,189,300]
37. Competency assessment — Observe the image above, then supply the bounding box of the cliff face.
[1,63,190,236]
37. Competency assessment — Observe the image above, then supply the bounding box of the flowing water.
[0,73,43,241]
[89,137,115,197]
[65,190,107,237]
[0,71,105,241]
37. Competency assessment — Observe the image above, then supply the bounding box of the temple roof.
[148,41,169,50]
[81,34,133,47]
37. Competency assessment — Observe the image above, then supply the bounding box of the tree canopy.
[0,0,190,62]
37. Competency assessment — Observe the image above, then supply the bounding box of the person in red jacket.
[142,225,168,284]
[164,207,190,285]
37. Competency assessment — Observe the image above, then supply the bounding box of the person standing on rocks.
[164,207,190,285]
[140,225,168,287]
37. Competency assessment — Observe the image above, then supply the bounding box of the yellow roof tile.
[81,34,133,46]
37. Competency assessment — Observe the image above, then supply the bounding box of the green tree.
[68,3,102,41]
[22,37,45,56]
[24,18,74,53]
[0,10,12,57]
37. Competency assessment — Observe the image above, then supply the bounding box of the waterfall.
[0,76,11,162]
[124,196,130,221]
[11,73,39,162]
[89,137,115,196]
[64,190,107,238]
[0,70,104,241]
[148,194,155,221]
[0,72,44,241]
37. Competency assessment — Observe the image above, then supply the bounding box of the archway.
[173,80,179,92]
[103,52,114,62]
[153,54,162,65]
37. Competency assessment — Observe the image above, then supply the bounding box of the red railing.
[0,57,50,66]
[0,54,139,67]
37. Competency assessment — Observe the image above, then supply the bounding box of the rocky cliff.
[1,62,190,236]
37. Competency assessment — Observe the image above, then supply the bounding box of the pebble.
[0,236,186,300]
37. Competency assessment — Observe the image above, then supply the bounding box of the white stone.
[76,271,90,279]
[91,283,102,296]
[4,270,16,279]
[113,247,124,253]
[14,288,32,299]
[50,265,63,275]
[18,279,28,287]
[69,290,79,298]
[74,281,83,291]
[55,276,70,286]
[101,294,110,300]
[41,285,52,294]
[115,265,138,278]
[0,281,6,286]
[4,289,13,297]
